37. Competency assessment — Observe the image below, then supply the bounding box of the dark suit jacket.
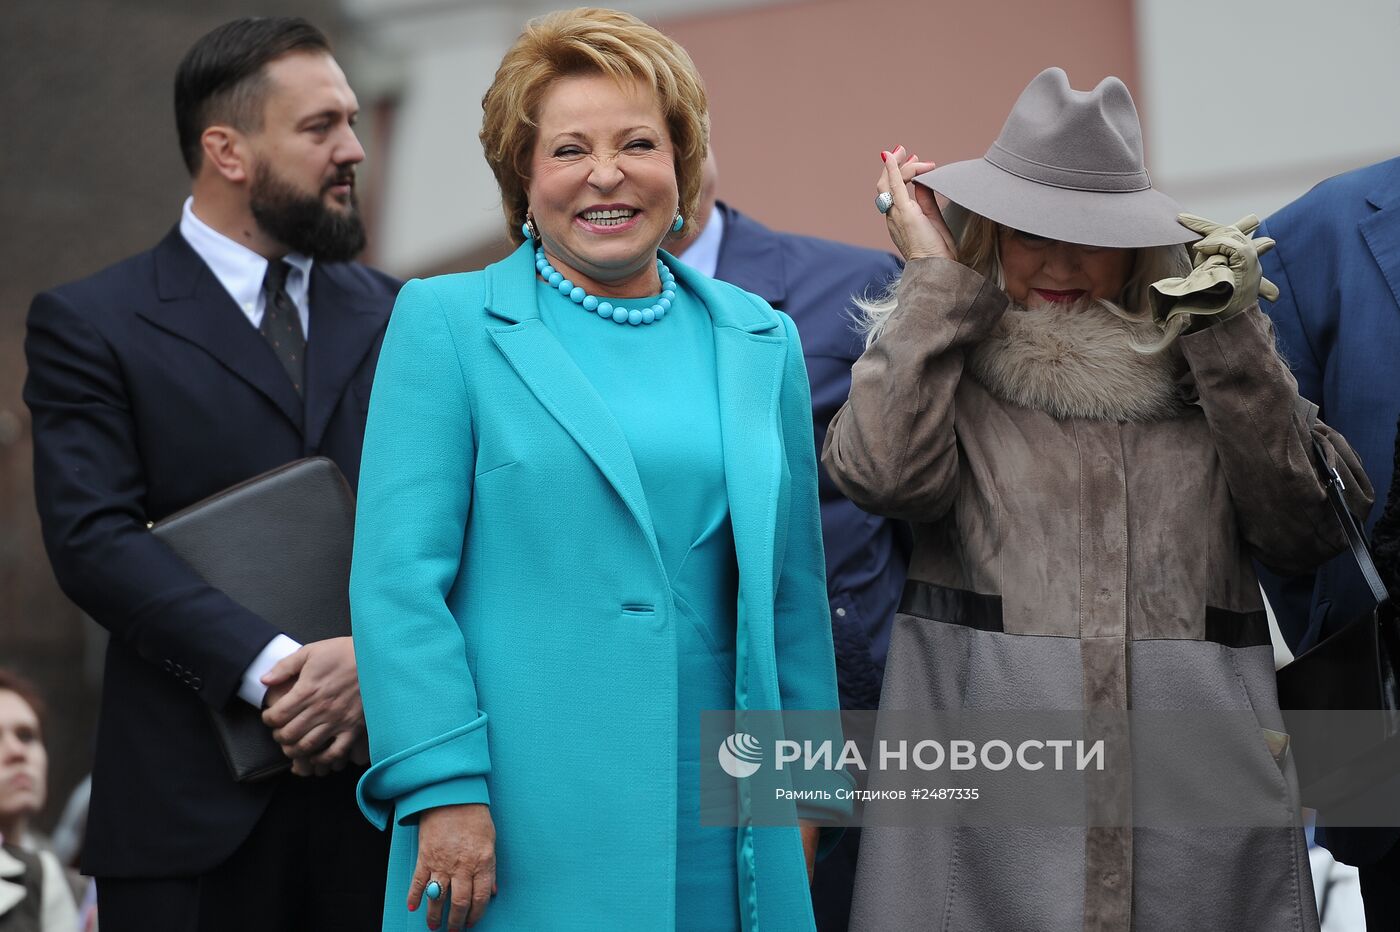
[1258,157,1400,866]
[711,202,906,710]
[24,226,398,878]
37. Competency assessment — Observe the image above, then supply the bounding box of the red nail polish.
[880,151,888,162]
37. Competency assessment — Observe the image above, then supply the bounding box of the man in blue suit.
[1258,156,1400,927]
[675,151,906,932]
[24,18,397,931]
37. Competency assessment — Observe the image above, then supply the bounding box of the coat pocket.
[1222,645,1297,804]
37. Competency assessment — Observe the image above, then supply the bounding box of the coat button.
[192,677,203,690]
[163,660,173,673]
[834,607,847,618]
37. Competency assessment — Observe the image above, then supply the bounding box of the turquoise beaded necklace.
[535,247,676,326]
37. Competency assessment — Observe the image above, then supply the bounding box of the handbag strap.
[1311,437,1391,605]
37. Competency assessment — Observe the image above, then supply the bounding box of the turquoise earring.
[522,214,539,240]
[672,213,684,233]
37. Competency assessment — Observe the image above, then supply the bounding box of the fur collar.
[967,298,1185,422]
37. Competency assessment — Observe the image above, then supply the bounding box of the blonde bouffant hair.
[480,7,710,246]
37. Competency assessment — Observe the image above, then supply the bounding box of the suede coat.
[822,259,1372,932]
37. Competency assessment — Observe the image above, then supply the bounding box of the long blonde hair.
[856,212,1191,352]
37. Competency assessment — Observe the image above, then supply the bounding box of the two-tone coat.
[822,258,1371,931]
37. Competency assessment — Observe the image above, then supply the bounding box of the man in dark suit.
[1257,156,1400,928]
[24,18,397,931]
[674,151,906,931]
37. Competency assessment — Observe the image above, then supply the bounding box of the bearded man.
[24,17,397,931]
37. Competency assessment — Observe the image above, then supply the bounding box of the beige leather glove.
[1149,214,1279,329]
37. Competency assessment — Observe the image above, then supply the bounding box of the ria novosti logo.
[717,733,763,778]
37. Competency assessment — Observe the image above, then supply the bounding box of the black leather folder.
[151,457,356,782]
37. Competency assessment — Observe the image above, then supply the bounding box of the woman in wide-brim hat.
[824,67,1371,930]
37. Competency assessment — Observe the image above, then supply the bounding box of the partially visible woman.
[824,68,1371,930]
[350,8,840,931]
[0,671,79,932]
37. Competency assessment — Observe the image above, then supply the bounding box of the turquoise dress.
[537,277,741,930]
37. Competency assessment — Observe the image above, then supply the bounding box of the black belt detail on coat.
[898,580,1273,648]
[898,580,1004,633]
[1198,606,1273,648]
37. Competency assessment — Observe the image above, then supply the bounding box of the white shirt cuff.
[238,634,302,708]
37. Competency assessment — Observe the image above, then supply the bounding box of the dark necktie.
[260,259,306,396]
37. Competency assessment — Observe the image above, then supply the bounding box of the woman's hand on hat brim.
[878,146,955,262]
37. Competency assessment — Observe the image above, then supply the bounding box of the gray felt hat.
[914,67,1194,248]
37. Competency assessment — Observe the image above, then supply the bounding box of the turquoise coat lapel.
[485,244,663,575]
[482,244,788,602]
[671,255,787,618]
[1361,162,1400,315]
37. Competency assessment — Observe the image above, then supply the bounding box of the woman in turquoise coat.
[349,9,842,930]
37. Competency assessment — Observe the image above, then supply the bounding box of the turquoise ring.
[425,880,442,901]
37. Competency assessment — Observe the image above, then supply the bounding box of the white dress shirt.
[178,196,308,707]
[179,196,314,337]
[678,204,724,277]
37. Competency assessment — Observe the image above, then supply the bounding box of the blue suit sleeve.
[351,278,491,829]
[1258,219,1324,406]
[1256,219,1327,649]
